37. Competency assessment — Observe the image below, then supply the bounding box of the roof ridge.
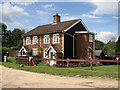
[23,18,81,36]
[38,18,81,27]
[61,18,81,23]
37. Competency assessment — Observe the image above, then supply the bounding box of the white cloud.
[91,2,118,15]
[1,0,119,2]
[1,0,39,5]
[36,10,50,15]
[64,13,69,16]
[0,2,28,22]
[36,10,51,22]
[5,20,32,31]
[0,2,30,31]
[112,16,120,19]
[62,16,78,21]
[95,32,117,43]
[7,21,28,30]
[42,4,55,11]
[82,14,100,18]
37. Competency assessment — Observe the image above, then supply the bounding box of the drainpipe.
[88,46,89,60]
[93,35,95,60]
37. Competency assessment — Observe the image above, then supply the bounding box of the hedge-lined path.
[1,65,118,88]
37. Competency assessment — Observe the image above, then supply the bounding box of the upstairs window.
[33,36,38,44]
[53,34,59,43]
[44,35,49,44]
[26,37,31,45]
[89,34,93,42]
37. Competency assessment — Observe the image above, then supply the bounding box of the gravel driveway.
[1,66,118,88]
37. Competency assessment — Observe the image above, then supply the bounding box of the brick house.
[18,13,95,60]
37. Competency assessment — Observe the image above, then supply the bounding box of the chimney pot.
[53,13,60,24]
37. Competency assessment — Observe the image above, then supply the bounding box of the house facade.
[18,13,95,60]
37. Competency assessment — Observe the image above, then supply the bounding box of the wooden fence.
[16,57,120,67]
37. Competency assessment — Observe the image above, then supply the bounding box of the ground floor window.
[44,49,47,58]
[89,53,91,59]
[22,51,25,56]
[20,49,26,56]
[33,49,38,56]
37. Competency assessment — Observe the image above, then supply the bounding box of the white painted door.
[50,52,54,66]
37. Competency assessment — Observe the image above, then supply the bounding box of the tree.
[1,23,25,49]
[116,36,120,53]
[103,41,116,56]
[1,23,8,46]
[10,28,25,47]
[95,40,104,50]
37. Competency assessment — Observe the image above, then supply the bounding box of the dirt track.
[1,66,118,88]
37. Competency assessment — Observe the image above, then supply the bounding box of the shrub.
[2,47,9,62]
[10,46,18,50]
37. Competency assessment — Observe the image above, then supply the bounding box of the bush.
[2,47,9,62]
[10,46,18,50]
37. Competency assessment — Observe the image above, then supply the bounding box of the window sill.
[53,42,59,43]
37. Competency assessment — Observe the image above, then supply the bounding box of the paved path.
[1,66,118,88]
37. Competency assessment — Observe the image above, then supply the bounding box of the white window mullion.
[44,35,49,44]
[89,34,93,42]
[33,36,38,44]
[53,34,59,43]
[26,37,31,45]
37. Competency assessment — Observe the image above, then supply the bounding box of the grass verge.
[2,61,119,78]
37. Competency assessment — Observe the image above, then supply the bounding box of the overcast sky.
[0,0,119,43]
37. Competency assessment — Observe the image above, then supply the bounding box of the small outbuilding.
[95,50,105,60]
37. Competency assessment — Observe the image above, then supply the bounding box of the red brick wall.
[76,33,94,59]
[23,32,63,58]
[41,33,63,58]
[76,33,89,59]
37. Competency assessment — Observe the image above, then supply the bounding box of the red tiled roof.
[23,19,80,36]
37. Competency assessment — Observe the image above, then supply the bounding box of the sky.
[0,0,119,43]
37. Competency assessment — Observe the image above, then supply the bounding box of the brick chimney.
[53,13,60,24]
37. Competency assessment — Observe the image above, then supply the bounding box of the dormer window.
[44,35,49,44]
[33,36,38,44]
[53,34,59,43]
[26,37,31,45]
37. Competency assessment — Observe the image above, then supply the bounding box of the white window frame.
[26,37,31,45]
[53,34,59,43]
[44,49,47,58]
[32,48,38,56]
[89,34,93,42]
[33,36,38,44]
[44,35,49,44]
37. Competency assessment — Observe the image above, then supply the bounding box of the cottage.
[18,13,95,60]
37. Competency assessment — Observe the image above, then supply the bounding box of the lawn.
[2,58,119,78]
[7,57,16,63]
